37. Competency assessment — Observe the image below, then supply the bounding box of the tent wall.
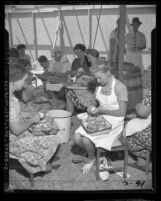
[5,6,156,69]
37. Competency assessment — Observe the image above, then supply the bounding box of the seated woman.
[65,48,99,114]
[125,67,151,171]
[48,47,71,74]
[73,60,128,173]
[70,43,91,77]
[86,48,99,70]
[9,63,60,174]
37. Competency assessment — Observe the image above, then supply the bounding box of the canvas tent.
[5,4,156,71]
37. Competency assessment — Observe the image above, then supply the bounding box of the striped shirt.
[125,31,146,53]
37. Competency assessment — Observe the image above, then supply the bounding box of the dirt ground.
[8,115,152,191]
[9,141,152,191]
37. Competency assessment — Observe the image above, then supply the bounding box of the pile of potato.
[30,115,59,134]
[82,115,111,133]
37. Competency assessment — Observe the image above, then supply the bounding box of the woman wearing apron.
[74,61,128,173]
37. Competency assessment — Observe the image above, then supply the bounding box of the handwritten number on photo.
[122,180,145,187]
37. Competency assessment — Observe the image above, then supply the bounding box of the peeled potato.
[82,114,111,133]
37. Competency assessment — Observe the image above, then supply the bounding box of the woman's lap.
[127,124,151,158]
[10,132,59,173]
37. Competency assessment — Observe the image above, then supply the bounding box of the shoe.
[72,156,86,164]
[128,162,151,172]
[52,164,61,170]
[116,171,130,179]
[99,157,110,181]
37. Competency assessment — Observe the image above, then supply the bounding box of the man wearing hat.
[124,17,146,73]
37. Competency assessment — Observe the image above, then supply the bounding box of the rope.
[93,5,102,49]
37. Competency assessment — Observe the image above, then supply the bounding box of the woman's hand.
[87,105,96,113]
[76,68,84,78]
[87,106,100,116]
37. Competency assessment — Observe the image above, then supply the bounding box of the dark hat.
[130,17,142,25]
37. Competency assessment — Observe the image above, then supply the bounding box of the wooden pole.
[32,12,38,60]
[8,13,14,47]
[118,5,126,81]
[88,9,92,48]
[59,6,64,52]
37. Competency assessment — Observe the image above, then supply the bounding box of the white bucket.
[46,110,72,143]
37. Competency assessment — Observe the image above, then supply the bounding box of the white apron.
[124,51,143,73]
[75,77,125,151]
[125,114,151,137]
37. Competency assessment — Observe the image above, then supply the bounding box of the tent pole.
[59,6,64,53]
[118,5,126,81]
[8,13,13,47]
[88,9,92,48]
[32,12,38,61]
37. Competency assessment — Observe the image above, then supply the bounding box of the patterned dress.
[66,88,95,111]
[66,55,92,111]
[127,89,151,158]
[9,96,60,174]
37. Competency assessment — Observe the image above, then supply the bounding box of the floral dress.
[66,88,95,111]
[66,56,93,111]
[127,88,151,158]
[9,96,60,174]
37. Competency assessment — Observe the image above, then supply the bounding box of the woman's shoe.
[72,156,86,164]
[99,157,111,181]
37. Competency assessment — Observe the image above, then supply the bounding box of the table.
[46,83,64,92]
[64,84,88,90]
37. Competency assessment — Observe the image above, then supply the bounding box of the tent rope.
[93,5,102,49]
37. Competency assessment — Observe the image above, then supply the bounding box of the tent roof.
[5,5,155,13]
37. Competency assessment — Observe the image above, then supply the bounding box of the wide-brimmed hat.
[130,17,142,26]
